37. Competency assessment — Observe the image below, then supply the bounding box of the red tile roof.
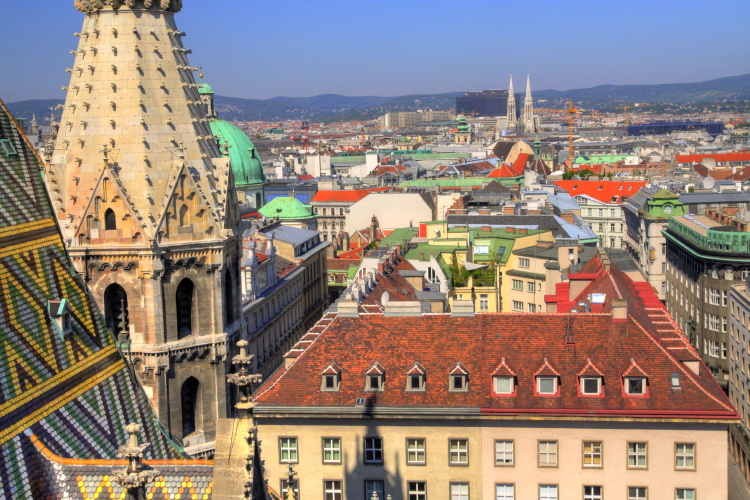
[337,244,369,260]
[553,180,646,204]
[311,188,390,203]
[360,257,421,312]
[676,152,750,164]
[327,258,360,271]
[253,311,735,419]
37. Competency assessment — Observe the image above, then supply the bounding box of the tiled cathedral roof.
[0,101,214,499]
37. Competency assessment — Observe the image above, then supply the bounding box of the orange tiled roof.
[553,180,646,204]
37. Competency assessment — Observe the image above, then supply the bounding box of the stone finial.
[75,0,183,13]
[226,340,262,405]
[371,491,380,500]
[113,423,159,492]
[284,463,297,500]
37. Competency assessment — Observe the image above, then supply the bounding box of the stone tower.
[46,0,243,455]
[522,74,535,133]
[505,75,517,132]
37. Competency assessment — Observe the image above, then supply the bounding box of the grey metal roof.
[260,224,319,245]
[679,192,750,204]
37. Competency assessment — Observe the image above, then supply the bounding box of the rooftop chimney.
[384,301,423,317]
[560,212,576,224]
[612,299,627,322]
[451,300,475,317]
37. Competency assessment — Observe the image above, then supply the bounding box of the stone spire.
[505,75,517,131]
[46,0,244,454]
[50,0,235,243]
[522,74,535,133]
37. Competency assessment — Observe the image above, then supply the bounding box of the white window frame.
[494,376,514,395]
[625,377,646,395]
[538,441,558,467]
[580,377,602,395]
[323,437,341,463]
[364,437,383,464]
[583,442,603,468]
[511,279,523,291]
[627,486,647,500]
[496,484,514,500]
[408,482,427,500]
[495,440,514,466]
[539,484,558,500]
[324,480,342,500]
[406,438,426,465]
[449,439,469,465]
[627,442,647,468]
[512,300,523,312]
[279,437,298,463]
[676,488,695,500]
[583,485,603,500]
[519,258,530,268]
[675,443,695,470]
[536,376,557,395]
[450,483,468,500]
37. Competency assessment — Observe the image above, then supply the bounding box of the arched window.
[176,279,194,339]
[104,208,117,230]
[179,204,189,227]
[181,377,200,437]
[104,283,129,339]
[225,271,235,325]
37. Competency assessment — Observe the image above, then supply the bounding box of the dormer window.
[622,358,649,396]
[406,362,426,391]
[321,362,341,391]
[449,362,468,392]
[366,361,385,391]
[580,377,602,395]
[48,299,73,337]
[625,377,647,395]
[536,377,557,394]
[578,358,604,396]
[534,358,560,396]
[492,358,517,395]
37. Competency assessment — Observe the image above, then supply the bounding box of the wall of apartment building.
[578,200,625,249]
[243,269,305,380]
[729,282,750,484]
[347,194,433,233]
[622,211,669,300]
[665,249,743,381]
[255,416,727,500]
[312,204,348,242]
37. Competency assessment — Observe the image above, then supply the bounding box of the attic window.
[536,376,558,395]
[406,361,426,391]
[598,185,603,190]
[449,362,469,392]
[618,185,623,191]
[670,373,681,389]
[625,377,647,395]
[48,299,73,337]
[0,138,17,156]
[493,376,514,394]
[580,377,602,395]
[366,361,385,391]
[321,362,341,391]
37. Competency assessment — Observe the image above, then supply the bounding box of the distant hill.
[6,73,749,123]
[5,99,64,125]
[534,73,750,106]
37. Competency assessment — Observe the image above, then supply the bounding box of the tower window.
[104,208,117,230]
[181,377,200,437]
[179,204,189,227]
[103,283,129,339]
[176,279,194,339]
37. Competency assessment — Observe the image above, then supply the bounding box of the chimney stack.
[612,299,628,322]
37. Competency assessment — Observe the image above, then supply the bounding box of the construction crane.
[567,100,578,171]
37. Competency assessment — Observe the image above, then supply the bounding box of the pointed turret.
[506,75,517,131]
[522,74,535,133]
[46,0,244,454]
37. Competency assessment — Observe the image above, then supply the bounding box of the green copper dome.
[258,196,316,220]
[198,82,214,94]
[209,119,265,186]
[457,115,469,132]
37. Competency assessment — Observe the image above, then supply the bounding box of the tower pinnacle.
[506,75,517,132]
[522,74,535,133]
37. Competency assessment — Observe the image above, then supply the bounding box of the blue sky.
[1,0,748,102]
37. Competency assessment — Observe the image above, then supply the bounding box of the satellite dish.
[381,292,390,307]
[703,176,716,190]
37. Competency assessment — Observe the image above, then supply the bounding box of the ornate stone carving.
[75,0,182,12]
[113,423,160,493]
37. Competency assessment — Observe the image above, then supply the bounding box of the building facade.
[253,301,735,500]
[664,209,750,385]
[46,0,243,454]
[623,187,687,300]
[555,180,647,249]
[729,278,750,484]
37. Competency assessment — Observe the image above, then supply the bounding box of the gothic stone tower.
[522,74,535,133]
[47,0,243,454]
[505,74,517,132]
